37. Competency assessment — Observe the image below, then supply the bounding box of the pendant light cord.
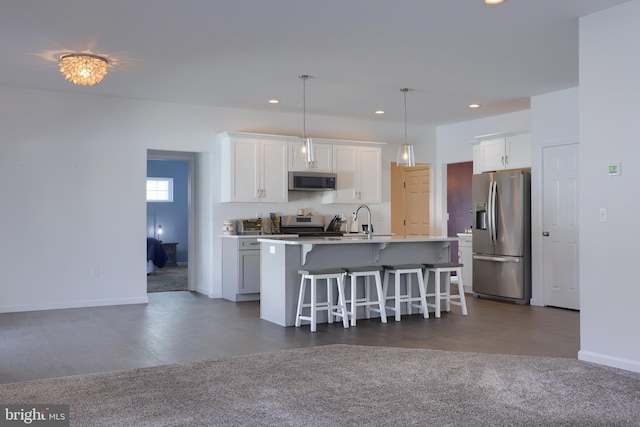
[300,75,308,140]
[403,88,408,145]
[401,87,411,145]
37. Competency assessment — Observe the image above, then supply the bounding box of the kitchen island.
[257,235,457,327]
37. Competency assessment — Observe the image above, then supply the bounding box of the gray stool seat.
[423,263,468,317]
[342,266,384,274]
[295,268,349,332]
[298,268,346,275]
[423,262,463,269]
[341,266,387,326]
[382,264,429,321]
[382,264,425,270]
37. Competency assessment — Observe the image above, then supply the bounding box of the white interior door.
[542,143,579,309]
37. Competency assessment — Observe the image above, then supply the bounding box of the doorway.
[542,143,579,310]
[146,150,197,292]
[391,162,431,236]
[446,162,473,263]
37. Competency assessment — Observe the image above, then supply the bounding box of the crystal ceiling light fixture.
[396,88,416,167]
[299,75,315,164]
[58,53,109,86]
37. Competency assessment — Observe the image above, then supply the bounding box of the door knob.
[542,231,550,236]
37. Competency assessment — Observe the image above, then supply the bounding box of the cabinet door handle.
[542,231,550,236]
[505,155,509,165]
[501,155,505,166]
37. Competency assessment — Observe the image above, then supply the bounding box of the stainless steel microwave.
[288,171,337,191]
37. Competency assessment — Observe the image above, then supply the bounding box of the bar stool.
[382,264,429,321]
[342,266,387,326]
[295,268,349,332]
[423,262,468,318]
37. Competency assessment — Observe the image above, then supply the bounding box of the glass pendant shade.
[302,137,315,163]
[299,75,315,165]
[396,88,416,167]
[396,143,415,167]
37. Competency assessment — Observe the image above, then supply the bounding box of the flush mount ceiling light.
[58,53,109,86]
[484,0,506,4]
[396,88,416,167]
[299,75,315,164]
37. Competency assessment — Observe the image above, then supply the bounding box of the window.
[147,177,173,202]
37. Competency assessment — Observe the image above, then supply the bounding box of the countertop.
[221,234,298,239]
[257,235,456,246]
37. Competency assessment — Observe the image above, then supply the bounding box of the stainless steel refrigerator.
[472,170,531,304]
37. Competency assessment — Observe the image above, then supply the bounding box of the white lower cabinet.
[457,233,473,293]
[222,237,261,301]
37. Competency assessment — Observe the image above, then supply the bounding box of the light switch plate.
[599,208,608,222]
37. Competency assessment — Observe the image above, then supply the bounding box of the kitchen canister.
[222,220,235,235]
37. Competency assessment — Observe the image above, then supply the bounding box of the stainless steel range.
[279,215,343,237]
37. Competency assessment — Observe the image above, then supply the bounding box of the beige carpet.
[1,344,639,426]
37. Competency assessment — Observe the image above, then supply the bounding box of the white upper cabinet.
[323,145,381,204]
[288,141,333,172]
[220,133,288,203]
[475,133,531,173]
[505,133,532,170]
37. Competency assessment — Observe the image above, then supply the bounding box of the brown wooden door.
[391,163,430,236]
[404,168,430,235]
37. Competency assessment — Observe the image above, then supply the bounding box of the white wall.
[530,87,579,306]
[0,87,214,311]
[435,110,531,236]
[0,85,436,311]
[578,1,640,372]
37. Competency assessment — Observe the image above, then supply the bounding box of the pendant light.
[299,75,315,164]
[396,88,416,167]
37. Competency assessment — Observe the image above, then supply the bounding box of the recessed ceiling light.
[268,99,280,104]
[484,0,505,5]
[469,103,481,108]
[375,110,385,115]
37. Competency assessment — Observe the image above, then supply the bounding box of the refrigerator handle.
[487,180,493,245]
[490,180,497,245]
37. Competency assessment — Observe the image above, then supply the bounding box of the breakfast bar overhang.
[258,235,457,327]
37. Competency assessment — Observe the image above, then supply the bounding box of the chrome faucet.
[354,204,373,240]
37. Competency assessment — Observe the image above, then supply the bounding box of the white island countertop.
[258,235,457,245]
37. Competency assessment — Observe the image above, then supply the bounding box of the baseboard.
[0,296,149,314]
[578,350,640,373]
[195,285,218,298]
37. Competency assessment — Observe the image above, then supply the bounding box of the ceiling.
[0,0,630,127]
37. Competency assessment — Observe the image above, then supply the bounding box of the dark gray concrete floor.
[0,291,579,384]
